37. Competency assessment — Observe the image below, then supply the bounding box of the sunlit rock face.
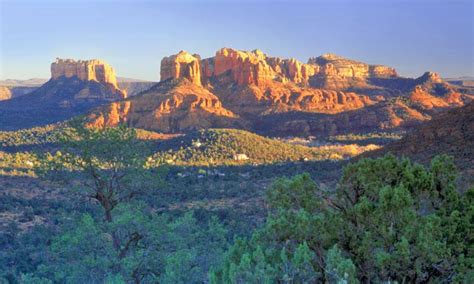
[308,53,397,79]
[307,53,397,89]
[87,80,243,132]
[51,58,126,97]
[201,48,319,86]
[160,51,202,86]
[212,48,276,86]
[408,71,465,109]
[88,47,472,135]
[162,48,398,89]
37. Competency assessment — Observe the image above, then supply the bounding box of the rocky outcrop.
[204,48,321,86]
[407,71,468,109]
[307,53,397,89]
[162,48,320,87]
[256,98,432,137]
[308,53,397,79]
[161,48,398,90]
[87,80,243,132]
[160,51,202,86]
[211,81,375,116]
[51,58,126,97]
[210,48,275,86]
[415,71,442,84]
[99,47,464,134]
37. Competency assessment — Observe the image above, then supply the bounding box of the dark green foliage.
[31,205,227,283]
[2,120,472,283]
[1,123,230,283]
[213,154,473,283]
[266,173,323,213]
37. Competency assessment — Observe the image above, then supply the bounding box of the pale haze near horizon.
[0,0,473,81]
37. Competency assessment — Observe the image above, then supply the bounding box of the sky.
[0,0,473,81]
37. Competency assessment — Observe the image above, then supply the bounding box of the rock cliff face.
[87,47,472,136]
[160,51,202,86]
[307,53,397,89]
[308,53,397,78]
[160,48,397,91]
[51,58,124,93]
[156,48,375,117]
[200,48,319,86]
[87,80,243,132]
[211,48,276,86]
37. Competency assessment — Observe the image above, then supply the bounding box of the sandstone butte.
[51,58,127,98]
[87,47,471,134]
[160,51,202,86]
[0,58,130,130]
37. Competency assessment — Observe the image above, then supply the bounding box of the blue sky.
[1,0,473,81]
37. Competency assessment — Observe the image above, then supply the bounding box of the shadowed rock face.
[87,48,472,135]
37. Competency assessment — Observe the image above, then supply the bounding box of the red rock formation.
[87,47,471,135]
[160,51,202,86]
[51,58,127,98]
[308,53,397,79]
[408,71,468,109]
[307,53,397,89]
[161,48,397,89]
[201,48,320,86]
[87,80,243,132]
[212,48,274,86]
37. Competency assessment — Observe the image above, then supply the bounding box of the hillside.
[0,78,125,131]
[0,59,127,130]
[87,79,245,132]
[0,77,155,100]
[147,128,378,166]
[367,101,474,186]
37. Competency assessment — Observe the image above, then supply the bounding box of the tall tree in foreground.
[31,122,229,283]
[35,122,169,282]
[40,120,161,221]
[212,155,473,283]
